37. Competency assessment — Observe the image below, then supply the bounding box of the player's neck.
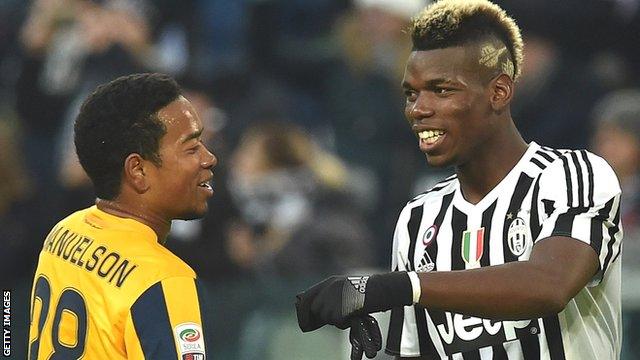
[455,125,528,204]
[96,198,171,243]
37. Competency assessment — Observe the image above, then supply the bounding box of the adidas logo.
[347,276,369,293]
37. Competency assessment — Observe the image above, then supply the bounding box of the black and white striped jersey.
[386,142,623,359]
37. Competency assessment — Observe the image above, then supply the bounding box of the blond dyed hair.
[410,0,524,82]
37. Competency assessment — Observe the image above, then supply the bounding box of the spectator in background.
[509,33,604,149]
[590,89,640,360]
[0,112,36,278]
[327,0,428,264]
[0,109,40,360]
[227,122,374,360]
[17,0,190,200]
[227,122,373,277]
[17,0,154,190]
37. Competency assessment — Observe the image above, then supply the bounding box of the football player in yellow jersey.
[28,73,217,360]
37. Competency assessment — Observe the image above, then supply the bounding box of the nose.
[407,93,435,122]
[201,146,217,169]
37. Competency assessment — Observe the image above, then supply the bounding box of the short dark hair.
[410,0,523,81]
[74,73,181,200]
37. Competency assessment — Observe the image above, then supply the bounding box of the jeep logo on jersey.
[508,217,531,257]
[432,311,539,355]
[461,228,484,265]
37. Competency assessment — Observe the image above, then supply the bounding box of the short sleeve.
[125,277,208,359]
[535,150,623,286]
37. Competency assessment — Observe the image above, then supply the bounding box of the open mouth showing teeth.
[418,130,445,144]
[198,181,212,190]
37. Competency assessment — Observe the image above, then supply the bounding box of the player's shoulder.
[535,145,621,205]
[84,208,197,289]
[127,241,196,282]
[110,244,196,306]
[537,146,618,184]
[405,173,458,208]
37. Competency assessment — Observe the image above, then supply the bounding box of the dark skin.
[97,96,217,242]
[398,44,599,359]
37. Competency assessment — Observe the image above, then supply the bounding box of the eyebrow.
[181,128,203,144]
[402,78,457,89]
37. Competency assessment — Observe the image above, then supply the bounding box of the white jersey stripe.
[560,155,574,207]
[569,151,585,208]
[579,150,595,207]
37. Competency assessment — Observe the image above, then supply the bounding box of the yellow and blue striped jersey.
[28,206,209,359]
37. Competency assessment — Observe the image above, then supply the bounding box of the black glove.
[295,272,414,332]
[349,315,382,360]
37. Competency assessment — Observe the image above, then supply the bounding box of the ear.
[489,74,514,112]
[123,153,150,194]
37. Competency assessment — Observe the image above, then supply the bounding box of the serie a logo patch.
[174,322,205,360]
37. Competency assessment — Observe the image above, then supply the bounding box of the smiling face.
[145,96,217,220]
[402,45,502,168]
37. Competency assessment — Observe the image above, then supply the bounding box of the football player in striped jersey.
[296,1,623,359]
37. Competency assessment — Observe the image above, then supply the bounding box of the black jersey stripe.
[579,150,595,207]
[519,331,541,360]
[610,238,623,266]
[535,150,555,163]
[529,176,542,240]
[131,282,180,360]
[462,349,481,359]
[602,200,622,276]
[480,200,497,266]
[530,157,546,170]
[570,152,585,208]
[552,207,589,238]
[590,198,615,256]
[502,173,534,263]
[492,344,508,359]
[407,205,424,271]
[561,155,574,207]
[542,146,563,157]
[428,192,455,272]
[451,206,468,270]
[415,306,439,357]
[543,315,566,360]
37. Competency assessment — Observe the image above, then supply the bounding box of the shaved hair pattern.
[410,0,524,81]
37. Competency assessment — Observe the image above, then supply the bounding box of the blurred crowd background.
[1,0,639,358]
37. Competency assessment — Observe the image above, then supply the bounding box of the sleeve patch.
[174,322,206,359]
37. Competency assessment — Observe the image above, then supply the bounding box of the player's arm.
[296,236,597,332]
[124,277,209,360]
[296,152,621,329]
[416,235,597,319]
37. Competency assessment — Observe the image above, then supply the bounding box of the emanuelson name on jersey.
[42,225,138,288]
